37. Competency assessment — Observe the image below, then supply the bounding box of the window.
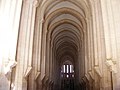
[63,65,65,73]
[61,64,74,79]
[70,65,72,73]
[67,75,69,78]
[67,65,69,73]
[61,64,74,74]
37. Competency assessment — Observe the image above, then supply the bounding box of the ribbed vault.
[39,0,91,90]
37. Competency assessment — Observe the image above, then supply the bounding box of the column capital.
[24,66,32,79]
[4,60,17,75]
[23,0,39,6]
[42,75,49,85]
[105,59,117,73]
[82,74,89,83]
[84,74,90,81]
[94,66,102,77]
[39,18,45,23]
[35,71,41,80]
[88,70,94,80]
[34,0,40,7]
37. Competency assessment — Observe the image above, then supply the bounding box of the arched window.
[61,61,74,78]
[61,61,75,90]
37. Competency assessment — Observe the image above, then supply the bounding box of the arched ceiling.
[40,0,91,65]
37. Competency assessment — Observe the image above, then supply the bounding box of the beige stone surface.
[0,0,120,90]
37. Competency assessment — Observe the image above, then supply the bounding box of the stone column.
[26,1,40,90]
[0,0,22,90]
[14,0,38,90]
[109,0,120,89]
[0,0,22,74]
[40,18,47,84]
[85,10,95,88]
[33,7,45,88]
[91,0,104,89]
[45,30,51,88]
[100,0,119,89]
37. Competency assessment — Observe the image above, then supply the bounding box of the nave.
[0,0,120,90]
